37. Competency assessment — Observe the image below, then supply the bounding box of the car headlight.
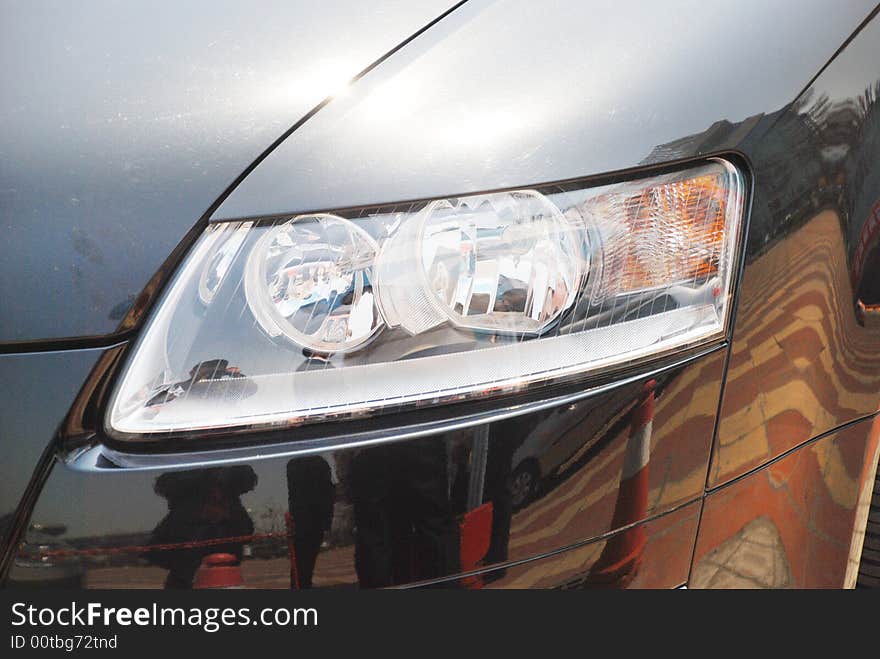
[106,158,745,439]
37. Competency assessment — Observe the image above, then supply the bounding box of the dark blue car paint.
[2,1,880,588]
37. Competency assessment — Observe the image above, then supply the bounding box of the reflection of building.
[642,108,820,254]
[641,115,771,165]
[643,83,880,272]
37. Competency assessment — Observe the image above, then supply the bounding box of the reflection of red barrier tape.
[19,531,288,559]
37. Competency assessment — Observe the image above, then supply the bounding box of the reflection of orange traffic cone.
[194,553,244,589]
[587,380,655,587]
[460,502,494,589]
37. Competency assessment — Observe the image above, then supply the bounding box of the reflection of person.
[350,437,460,587]
[286,456,335,589]
[146,466,257,589]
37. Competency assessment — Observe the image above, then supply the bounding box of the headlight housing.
[107,159,745,439]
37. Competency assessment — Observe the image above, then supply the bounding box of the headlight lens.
[376,189,584,336]
[244,213,383,353]
[107,159,744,439]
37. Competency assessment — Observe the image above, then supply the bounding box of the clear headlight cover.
[107,159,744,439]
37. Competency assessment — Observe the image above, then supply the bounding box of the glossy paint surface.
[0,348,103,550]
[427,501,700,589]
[214,0,873,219]
[709,12,880,486]
[8,349,722,588]
[2,1,880,589]
[0,0,455,342]
[693,415,880,588]
[1,1,874,343]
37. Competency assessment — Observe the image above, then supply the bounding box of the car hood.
[1,0,873,344]
[215,0,875,219]
[0,0,455,343]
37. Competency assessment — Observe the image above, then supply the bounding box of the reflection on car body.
[2,0,880,591]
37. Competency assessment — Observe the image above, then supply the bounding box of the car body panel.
[709,11,880,487]
[693,415,880,588]
[1,0,874,344]
[8,348,722,588]
[2,1,880,589]
[214,0,874,220]
[429,501,701,589]
[0,0,456,343]
[0,348,104,549]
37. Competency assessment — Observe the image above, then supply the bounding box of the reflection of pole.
[587,380,655,587]
[285,512,300,590]
[467,426,490,511]
[461,425,493,588]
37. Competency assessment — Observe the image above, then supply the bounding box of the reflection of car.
[510,389,637,509]
[3,1,880,591]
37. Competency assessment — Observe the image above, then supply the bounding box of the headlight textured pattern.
[107,159,744,439]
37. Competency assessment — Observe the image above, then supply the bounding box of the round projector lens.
[420,190,585,335]
[245,214,383,353]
